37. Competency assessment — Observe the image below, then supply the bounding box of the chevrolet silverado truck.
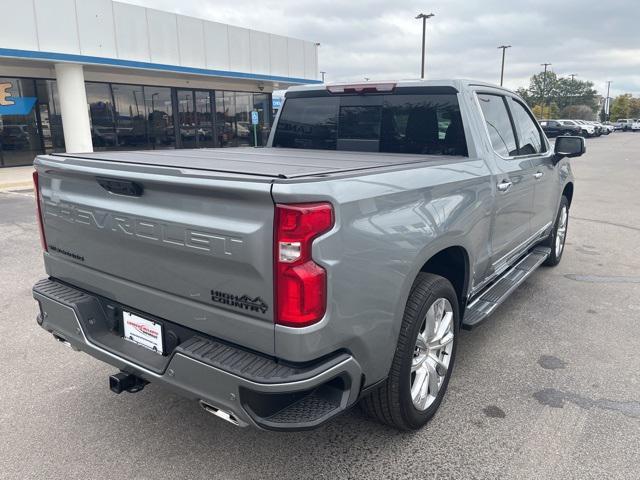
[31,80,584,431]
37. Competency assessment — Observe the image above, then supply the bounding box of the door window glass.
[477,94,518,157]
[112,84,147,150]
[235,93,252,146]
[510,99,545,154]
[177,90,196,148]
[216,92,236,147]
[144,86,174,149]
[195,91,214,147]
[86,82,116,150]
[35,79,65,153]
[252,93,271,146]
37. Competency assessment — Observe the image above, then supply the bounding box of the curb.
[0,181,34,192]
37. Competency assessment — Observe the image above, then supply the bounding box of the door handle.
[497,180,512,192]
[533,171,544,179]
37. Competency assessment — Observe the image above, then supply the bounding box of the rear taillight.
[32,171,47,251]
[274,203,334,327]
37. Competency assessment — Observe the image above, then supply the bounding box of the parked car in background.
[576,120,601,136]
[598,122,614,134]
[616,119,640,131]
[587,121,610,135]
[539,119,581,137]
[558,119,596,137]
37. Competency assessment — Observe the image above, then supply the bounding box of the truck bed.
[52,147,458,179]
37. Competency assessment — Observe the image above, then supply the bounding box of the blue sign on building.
[0,82,37,115]
[251,110,259,125]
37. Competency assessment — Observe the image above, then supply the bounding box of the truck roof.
[51,148,460,180]
[285,78,516,95]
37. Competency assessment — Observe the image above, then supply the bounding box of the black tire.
[360,273,459,430]
[543,196,570,266]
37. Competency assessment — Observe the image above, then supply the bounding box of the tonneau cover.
[52,147,455,179]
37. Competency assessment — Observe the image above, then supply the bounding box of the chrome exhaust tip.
[199,400,242,427]
[53,333,76,350]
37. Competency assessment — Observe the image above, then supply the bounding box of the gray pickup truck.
[32,80,584,431]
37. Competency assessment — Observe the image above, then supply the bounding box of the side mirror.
[554,136,586,160]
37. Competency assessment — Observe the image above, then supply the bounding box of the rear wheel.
[360,273,459,430]
[543,196,569,266]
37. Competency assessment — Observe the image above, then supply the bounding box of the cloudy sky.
[127,0,640,97]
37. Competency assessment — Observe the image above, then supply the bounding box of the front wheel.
[543,196,569,266]
[360,273,459,430]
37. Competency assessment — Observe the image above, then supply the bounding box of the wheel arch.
[562,182,574,207]
[418,246,470,320]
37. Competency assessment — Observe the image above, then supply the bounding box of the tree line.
[608,94,640,121]
[516,70,640,121]
[515,71,600,120]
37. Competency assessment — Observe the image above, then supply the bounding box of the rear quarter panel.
[272,157,493,386]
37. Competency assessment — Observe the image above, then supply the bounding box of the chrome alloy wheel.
[555,205,568,257]
[410,298,454,410]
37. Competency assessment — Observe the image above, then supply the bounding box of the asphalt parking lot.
[1,133,639,480]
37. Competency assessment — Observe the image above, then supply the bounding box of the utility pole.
[541,63,552,119]
[416,13,435,79]
[497,45,511,86]
[569,73,577,105]
[320,71,326,82]
[605,80,612,121]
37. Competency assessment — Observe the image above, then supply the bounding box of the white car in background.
[588,121,612,135]
[558,119,596,137]
[598,122,614,134]
[616,119,640,131]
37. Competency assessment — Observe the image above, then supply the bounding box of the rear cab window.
[273,87,468,156]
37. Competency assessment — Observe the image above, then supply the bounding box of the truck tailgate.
[35,155,276,355]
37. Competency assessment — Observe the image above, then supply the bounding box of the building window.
[86,82,117,150]
[35,79,65,153]
[253,93,271,146]
[214,91,272,148]
[144,86,174,149]
[195,90,215,148]
[0,77,42,167]
[216,91,236,147]
[112,84,147,150]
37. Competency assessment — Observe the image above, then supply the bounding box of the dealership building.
[0,0,320,167]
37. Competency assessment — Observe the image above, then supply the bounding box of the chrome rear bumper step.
[462,247,551,330]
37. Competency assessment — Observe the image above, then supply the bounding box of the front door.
[477,93,535,272]
[177,89,215,149]
[507,97,558,236]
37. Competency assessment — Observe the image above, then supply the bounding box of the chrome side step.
[462,247,551,330]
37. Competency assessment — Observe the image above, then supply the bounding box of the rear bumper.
[32,278,362,431]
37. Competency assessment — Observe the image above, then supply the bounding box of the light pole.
[416,13,435,79]
[569,74,577,105]
[605,80,612,121]
[320,71,326,82]
[541,63,552,119]
[497,45,511,86]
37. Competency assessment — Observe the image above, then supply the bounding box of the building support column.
[54,63,93,153]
